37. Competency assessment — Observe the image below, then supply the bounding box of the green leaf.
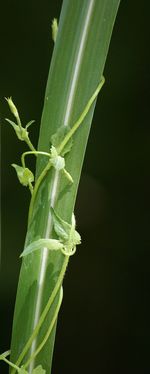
[20,238,64,257]
[51,208,81,249]
[9,1,121,372]
[51,126,73,156]
[5,118,18,130]
[69,224,81,248]
[12,164,34,187]
[51,207,71,241]
[32,365,46,374]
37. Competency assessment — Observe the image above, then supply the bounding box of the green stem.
[57,76,105,154]
[25,137,37,153]
[21,151,51,169]
[28,160,52,225]
[17,116,36,153]
[23,287,63,369]
[12,256,68,372]
[28,181,33,196]
[16,115,22,131]
[2,358,20,372]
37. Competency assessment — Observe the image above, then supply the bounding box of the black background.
[1,1,150,373]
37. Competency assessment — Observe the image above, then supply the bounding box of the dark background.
[1,1,150,373]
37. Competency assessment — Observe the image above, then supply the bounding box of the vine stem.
[16,113,22,131]
[28,77,105,225]
[12,256,68,372]
[21,151,51,169]
[21,151,51,197]
[24,137,37,154]
[23,287,63,369]
[57,76,105,154]
[28,160,52,225]
[2,357,20,372]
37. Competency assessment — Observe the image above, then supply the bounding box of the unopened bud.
[52,18,58,43]
[5,97,19,119]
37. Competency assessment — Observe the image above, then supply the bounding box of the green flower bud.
[5,97,19,119]
[52,18,58,43]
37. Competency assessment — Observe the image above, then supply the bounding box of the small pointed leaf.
[5,118,18,130]
[25,120,35,129]
[51,207,71,240]
[20,238,63,257]
[51,208,81,254]
[12,164,34,187]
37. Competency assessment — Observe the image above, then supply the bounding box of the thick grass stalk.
[9,0,120,373]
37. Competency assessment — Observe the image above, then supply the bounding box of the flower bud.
[5,97,19,118]
[52,18,58,43]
